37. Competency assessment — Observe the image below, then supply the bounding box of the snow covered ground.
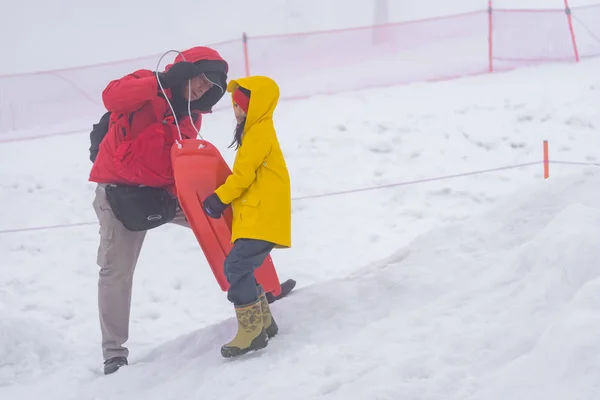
[1,56,600,399]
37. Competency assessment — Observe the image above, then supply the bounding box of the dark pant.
[225,238,275,306]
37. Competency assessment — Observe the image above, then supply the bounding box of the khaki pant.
[92,184,189,360]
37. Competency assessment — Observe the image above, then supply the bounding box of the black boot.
[103,356,128,375]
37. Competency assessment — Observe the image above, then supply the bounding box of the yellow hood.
[227,76,280,130]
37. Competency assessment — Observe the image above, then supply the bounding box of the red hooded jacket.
[89,46,228,192]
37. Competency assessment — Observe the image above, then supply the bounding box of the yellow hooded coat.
[215,76,291,248]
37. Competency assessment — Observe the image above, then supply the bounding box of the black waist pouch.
[104,185,177,231]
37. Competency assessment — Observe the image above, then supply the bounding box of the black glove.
[157,61,201,89]
[202,193,229,219]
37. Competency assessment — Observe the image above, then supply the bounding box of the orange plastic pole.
[543,140,549,179]
[564,0,580,62]
[242,32,251,76]
[488,0,493,72]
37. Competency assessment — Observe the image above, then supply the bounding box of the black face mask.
[168,88,191,118]
[189,59,228,112]
[166,83,225,119]
[158,59,227,122]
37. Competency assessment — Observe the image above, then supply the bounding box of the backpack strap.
[89,111,112,163]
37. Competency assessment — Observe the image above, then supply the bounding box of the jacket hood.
[227,76,280,130]
[165,46,229,113]
[166,46,228,70]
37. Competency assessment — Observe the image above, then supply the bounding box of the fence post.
[543,140,549,179]
[488,0,493,72]
[373,0,389,44]
[242,32,251,77]
[564,0,580,62]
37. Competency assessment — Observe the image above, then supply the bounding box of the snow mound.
[0,307,69,387]
[5,169,600,399]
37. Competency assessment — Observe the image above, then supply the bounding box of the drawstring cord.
[154,50,204,143]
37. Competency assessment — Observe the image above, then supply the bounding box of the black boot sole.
[266,319,279,339]
[103,357,128,375]
[265,279,296,304]
[221,330,269,358]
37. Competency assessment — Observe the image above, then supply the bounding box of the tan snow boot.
[221,298,268,358]
[258,291,279,339]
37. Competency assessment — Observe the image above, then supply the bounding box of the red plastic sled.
[170,139,282,297]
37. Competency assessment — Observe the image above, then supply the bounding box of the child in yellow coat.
[202,76,291,358]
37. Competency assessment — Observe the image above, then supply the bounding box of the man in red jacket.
[89,46,228,375]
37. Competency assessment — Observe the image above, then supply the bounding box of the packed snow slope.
[4,169,600,400]
[1,56,600,399]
